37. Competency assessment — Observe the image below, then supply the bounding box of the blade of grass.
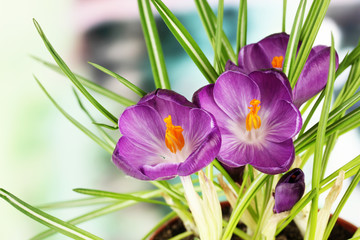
[296,105,360,153]
[88,62,147,97]
[141,211,177,240]
[73,89,116,148]
[0,189,102,240]
[193,0,236,63]
[73,188,169,207]
[38,197,117,209]
[35,76,113,153]
[290,0,331,87]
[31,56,135,106]
[282,0,287,32]
[336,43,360,77]
[236,0,247,54]
[295,89,360,151]
[32,190,162,240]
[33,19,118,125]
[323,169,360,240]
[221,174,268,240]
[151,0,218,83]
[214,0,225,73]
[283,0,306,79]
[306,34,336,240]
[138,0,170,89]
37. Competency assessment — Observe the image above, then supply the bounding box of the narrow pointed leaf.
[236,0,247,53]
[73,89,116,148]
[32,190,162,240]
[138,0,171,89]
[150,0,218,83]
[35,76,113,153]
[0,189,102,240]
[282,0,287,32]
[308,34,336,240]
[31,56,135,106]
[73,188,169,206]
[89,62,147,97]
[214,0,225,73]
[290,0,331,86]
[38,197,117,209]
[193,0,236,63]
[323,169,360,240]
[283,0,306,79]
[33,19,118,124]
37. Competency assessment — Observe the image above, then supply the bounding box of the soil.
[151,204,355,240]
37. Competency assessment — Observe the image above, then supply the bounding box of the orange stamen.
[246,99,261,131]
[271,56,284,68]
[164,115,185,153]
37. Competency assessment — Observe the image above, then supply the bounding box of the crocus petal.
[274,168,305,213]
[216,134,253,168]
[112,137,153,181]
[141,163,179,180]
[213,71,260,121]
[249,70,292,110]
[138,89,195,131]
[193,84,232,129]
[238,33,289,73]
[119,105,165,153]
[178,108,221,175]
[293,47,339,107]
[250,139,295,174]
[266,100,302,142]
[225,60,242,72]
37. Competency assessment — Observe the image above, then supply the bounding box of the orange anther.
[164,115,185,153]
[271,56,284,69]
[246,99,261,131]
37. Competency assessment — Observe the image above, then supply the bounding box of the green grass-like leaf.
[150,0,218,83]
[0,188,102,240]
[307,34,336,240]
[33,19,118,125]
[31,56,136,106]
[236,0,247,54]
[214,0,225,73]
[193,0,236,64]
[282,0,287,32]
[221,174,268,240]
[323,169,360,240]
[336,43,360,77]
[290,0,331,87]
[38,197,117,209]
[73,89,116,148]
[74,188,169,207]
[32,190,162,239]
[283,0,306,79]
[141,211,177,240]
[35,76,113,153]
[88,62,147,97]
[138,0,171,89]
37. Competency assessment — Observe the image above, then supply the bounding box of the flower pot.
[149,202,357,240]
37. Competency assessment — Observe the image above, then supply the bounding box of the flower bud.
[273,168,305,213]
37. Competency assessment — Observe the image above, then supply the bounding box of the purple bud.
[220,163,245,186]
[273,168,305,213]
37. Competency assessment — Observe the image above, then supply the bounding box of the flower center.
[271,56,283,68]
[246,99,261,131]
[164,115,185,153]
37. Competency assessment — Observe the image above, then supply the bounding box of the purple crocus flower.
[226,32,339,107]
[112,89,221,181]
[193,70,302,174]
[273,168,305,213]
